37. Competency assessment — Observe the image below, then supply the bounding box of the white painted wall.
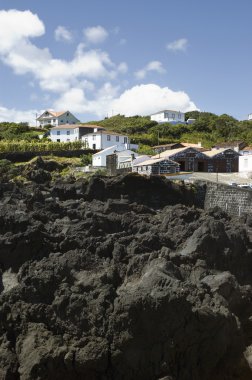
[239,155,252,172]
[50,128,79,142]
[150,110,185,124]
[92,146,137,167]
[82,132,129,150]
[38,112,79,127]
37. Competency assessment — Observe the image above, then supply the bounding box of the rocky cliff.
[0,160,252,379]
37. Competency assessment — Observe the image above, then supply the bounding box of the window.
[53,119,56,122]
[67,131,70,135]
[93,135,96,140]
[66,112,69,116]
[61,120,64,122]
[164,112,169,119]
[107,135,111,141]
[172,113,175,119]
[124,137,127,143]
[57,131,60,135]
[116,136,119,142]
[57,139,60,142]
[178,113,181,119]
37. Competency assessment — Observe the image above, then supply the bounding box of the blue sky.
[0,0,252,124]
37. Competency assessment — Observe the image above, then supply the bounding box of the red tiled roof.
[49,111,67,117]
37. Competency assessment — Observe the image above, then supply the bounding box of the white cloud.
[54,83,197,118]
[0,11,124,94]
[0,105,38,125]
[0,10,44,53]
[0,83,197,124]
[166,38,188,52]
[54,26,73,43]
[109,84,197,116]
[83,26,108,44]
[54,88,86,113]
[54,82,120,116]
[0,11,197,123]
[117,62,128,74]
[135,61,166,79]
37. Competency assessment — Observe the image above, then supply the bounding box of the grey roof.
[150,110,184,116]
[134,157,179,167]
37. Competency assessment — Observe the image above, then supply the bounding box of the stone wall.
[204,182,252,216]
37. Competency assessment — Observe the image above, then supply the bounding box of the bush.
[0,140,85,153]
[80,153,92,166]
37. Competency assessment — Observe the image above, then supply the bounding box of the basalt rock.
[0,173,251,379]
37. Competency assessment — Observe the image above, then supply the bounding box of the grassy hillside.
[2,111,252,155]
[86,112,252,150]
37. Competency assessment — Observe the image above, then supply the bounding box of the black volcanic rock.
[0,173,251,379]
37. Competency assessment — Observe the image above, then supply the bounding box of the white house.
[37,110,80,128]
[150,110,185,124]
[92,145,135,167]
[50,124,104,143]
[239,154,252,173]
[82,130,138,150]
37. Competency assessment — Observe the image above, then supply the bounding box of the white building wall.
[38,112,79,127]
[92,145,130,167]
[82,133,128,150]
[239,155,252,172]
[50,128,79,142]
[150,111,185,124]
[82,134,102,150]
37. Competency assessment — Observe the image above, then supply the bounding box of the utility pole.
[158,130,161,159]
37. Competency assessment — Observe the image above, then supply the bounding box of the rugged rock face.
[0,168,252,379]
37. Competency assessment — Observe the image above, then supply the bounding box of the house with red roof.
[36,110,80,128]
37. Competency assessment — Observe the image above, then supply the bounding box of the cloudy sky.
[0,0,252,124]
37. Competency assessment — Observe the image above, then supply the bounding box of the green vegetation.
[2,111,252,157]
[0,140,84,153]
[137,144,155,155]
[87,112,252,150]
[0,122,44,141]
[86,114,157,134]
[80,153,92,166]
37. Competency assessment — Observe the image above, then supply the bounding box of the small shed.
[204,148,240,172]
[133,157,180,176]
[153,147,208,172]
